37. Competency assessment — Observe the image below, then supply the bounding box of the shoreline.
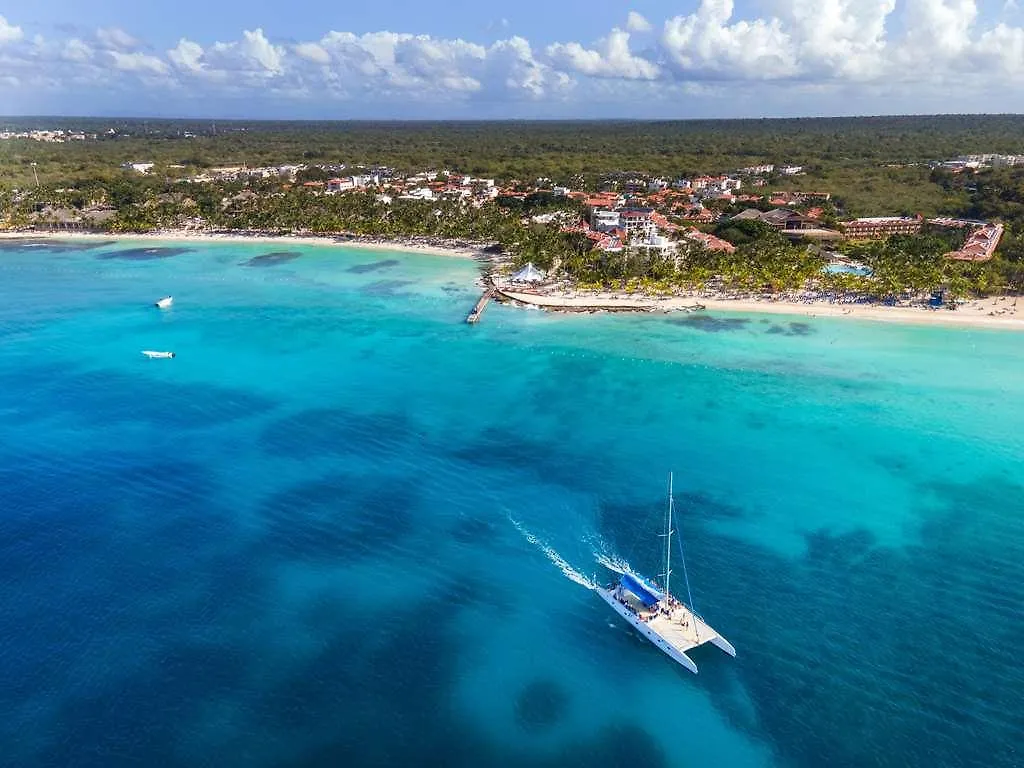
[497,287,1024,331]
[5,229,1022,330]
[0,229,488,260]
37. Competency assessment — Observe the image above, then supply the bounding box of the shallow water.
[1,237,1022,767]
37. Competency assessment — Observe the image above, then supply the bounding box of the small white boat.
[155,296,174,309]
[596,474,735,674]
[141,350,175,359]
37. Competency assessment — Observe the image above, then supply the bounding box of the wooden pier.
[466,286,496,324]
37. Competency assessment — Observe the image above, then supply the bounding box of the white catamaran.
[596,474,736,674]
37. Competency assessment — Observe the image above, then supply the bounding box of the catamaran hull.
[596,587,700,674]
[710,634,737,657]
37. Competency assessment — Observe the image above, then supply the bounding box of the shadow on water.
[96,246,193,260]
[346,259,400,274]
[241,251,301,267]
[667,314,750,333]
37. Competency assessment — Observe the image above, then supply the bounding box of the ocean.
[0,237,1021,768]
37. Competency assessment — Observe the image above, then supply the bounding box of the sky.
[2,0,1024,119]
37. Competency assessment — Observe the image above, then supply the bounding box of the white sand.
[498,288,1024,331]
[0,230,482,259]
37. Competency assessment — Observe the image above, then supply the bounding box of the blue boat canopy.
[620,573,663,607]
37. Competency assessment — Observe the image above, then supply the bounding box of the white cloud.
[0,14,23,44]
[12,3,1024,116]
[238,28,284,73]
[96,27,138,51]
[62,38,93,63]
[626,12,653,33]
[775,0,896,79]
[548,28,660,80]
[168,39,205,73]
[899,0,977,62]
[485,36,567,98]
[107,50,169,75]
[662,0,798,79]
[294,41,330,64]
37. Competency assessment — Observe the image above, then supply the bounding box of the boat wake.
[508,517,595,590]
[594,551,635,576]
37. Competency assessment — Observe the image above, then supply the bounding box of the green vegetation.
[5,115,1024,214]
[4,115,1024,301]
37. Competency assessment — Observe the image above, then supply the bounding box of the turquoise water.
[823,263,873,276]
[1,237,1022,767]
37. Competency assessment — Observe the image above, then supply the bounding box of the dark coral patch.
[346,259,400,274]
[242,251,301,267]
[766,322,815,337]
[361,279,416,297]
[257,475,416,561]
[96,246,192,260]
[668,314,750,333]
[515,679,570,733]
[258,407,422,460]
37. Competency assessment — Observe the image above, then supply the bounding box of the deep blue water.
[1,237,1022,767]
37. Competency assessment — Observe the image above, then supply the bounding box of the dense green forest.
[2,115,1022,216]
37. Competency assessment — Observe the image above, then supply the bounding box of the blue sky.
[2,1,1024,119]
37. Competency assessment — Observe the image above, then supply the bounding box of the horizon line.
[4,112,1024,124]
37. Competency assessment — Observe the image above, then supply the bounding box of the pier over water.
[466,286,495,324]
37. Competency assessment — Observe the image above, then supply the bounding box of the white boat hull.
[598,587,699,673]
[596,586,735,674]
[155,296,173,309]
[141,350,175,359]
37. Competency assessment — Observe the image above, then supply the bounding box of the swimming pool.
[824,263,873,276]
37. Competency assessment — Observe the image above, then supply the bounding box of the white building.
[632,232,676,254]
[122,162,155,174]
[620,208,656,241]
[591,209,621,232]
[400,187,435,201]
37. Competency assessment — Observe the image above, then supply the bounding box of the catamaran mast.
[665,472,673,599]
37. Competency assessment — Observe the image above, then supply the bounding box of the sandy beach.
[6,229,1023,330]
[497,287,1024,330]
[0,229,485,259]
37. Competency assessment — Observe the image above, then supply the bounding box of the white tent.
[511,262,546,283]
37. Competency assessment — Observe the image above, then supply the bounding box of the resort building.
[619,208,656,241]
[684,229,736,253]
[733,208,819,232]
[842,216,923,239]
[945,223,1004,262]
[591,209,621,232]
[738,164,775,176]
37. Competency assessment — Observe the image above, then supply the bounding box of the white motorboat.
[155,296,173,309]
[141,350,175,359]
[596,474,735,674]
